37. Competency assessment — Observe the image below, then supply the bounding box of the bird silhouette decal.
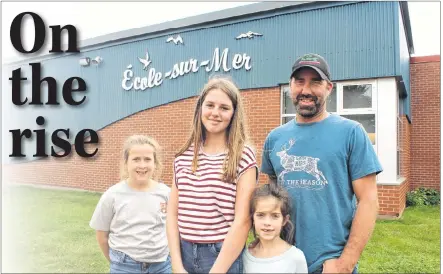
[236,31,263,40]
[138,51,151,70]
[166,35,184,45]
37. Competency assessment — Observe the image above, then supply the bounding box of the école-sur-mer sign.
[121,48,252,91]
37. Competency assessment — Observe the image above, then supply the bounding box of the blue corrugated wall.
[3,1,411,161]
[396,4,412,120]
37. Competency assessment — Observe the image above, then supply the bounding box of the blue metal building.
[3,1,413,189]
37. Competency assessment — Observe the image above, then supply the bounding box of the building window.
[281,80,377,146]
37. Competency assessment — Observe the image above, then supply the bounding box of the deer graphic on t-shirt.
[276,139,328,185]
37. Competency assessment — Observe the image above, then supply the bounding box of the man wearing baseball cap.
[261,53,382,273]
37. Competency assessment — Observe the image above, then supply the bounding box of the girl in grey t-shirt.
[90,135,171,273]
[243,183,308,273]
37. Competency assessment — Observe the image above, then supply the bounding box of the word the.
[8,12,99,158]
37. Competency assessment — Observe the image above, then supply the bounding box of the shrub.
[406,187,440,207]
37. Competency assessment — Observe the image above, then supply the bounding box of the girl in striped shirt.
[167,77,258,273]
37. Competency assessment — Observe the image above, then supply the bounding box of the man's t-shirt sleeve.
[348,124,383,181]
[261,134,276,176]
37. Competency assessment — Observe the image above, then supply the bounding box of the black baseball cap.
[290,53,331,81]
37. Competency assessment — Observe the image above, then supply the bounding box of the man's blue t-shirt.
[261,114,383,273]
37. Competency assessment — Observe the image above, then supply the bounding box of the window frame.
[280,79,378,150]
[336,80,377,114]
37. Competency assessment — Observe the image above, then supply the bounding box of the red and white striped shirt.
[174,145,258,243]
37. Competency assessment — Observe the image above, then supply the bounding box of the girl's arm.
[166,179,187,273]
[96,230,110,262]
[90,190,114,263]
[209,168,257,273]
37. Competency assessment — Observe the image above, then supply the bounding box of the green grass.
[3,186,108,273]
[2,185,440,273]
[359,206,441,273]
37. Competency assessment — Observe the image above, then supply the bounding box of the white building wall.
[376,77,399,185]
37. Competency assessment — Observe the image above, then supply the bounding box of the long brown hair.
[175,76,251,184]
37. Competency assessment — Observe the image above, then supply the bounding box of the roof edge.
[78,2,312,49]
[410,55,440,64]
[3,2,309,67]
[399,2,415,55]
[3,1,359,66]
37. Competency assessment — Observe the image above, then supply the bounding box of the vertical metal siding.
[3,1,402,160]
[397,3,411,119]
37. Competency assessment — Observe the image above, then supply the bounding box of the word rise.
[9,116,99,158]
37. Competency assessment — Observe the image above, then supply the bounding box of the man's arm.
[323,173,379,273]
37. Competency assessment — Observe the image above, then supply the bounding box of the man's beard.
[293,94,324,118]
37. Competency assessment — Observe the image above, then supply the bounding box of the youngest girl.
[90,135,171,273]
[243,183,308,273]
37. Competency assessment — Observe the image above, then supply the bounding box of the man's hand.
[322,258,354,273]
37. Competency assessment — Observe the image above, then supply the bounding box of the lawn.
[359,206,440,273]
[2,185,440,273]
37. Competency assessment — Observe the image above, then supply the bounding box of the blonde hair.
[120,135,163,181]
[176,76,252,184]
